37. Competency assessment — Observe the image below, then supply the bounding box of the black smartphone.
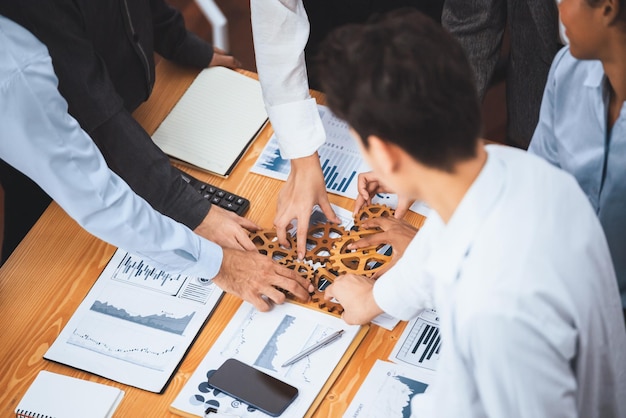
[208,358,298,416]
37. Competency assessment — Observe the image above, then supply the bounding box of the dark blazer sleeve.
[150,0,214,68]
[90,112,212,229]
[7,0,212,230]
[441,0,507,100]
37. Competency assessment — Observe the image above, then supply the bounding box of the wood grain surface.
[0,60,425,417]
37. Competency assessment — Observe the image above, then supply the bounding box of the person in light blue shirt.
[528,0,626,311]
[0,15,312,311]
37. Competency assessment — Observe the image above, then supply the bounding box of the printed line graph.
[90,300,195,335]
[67,321,178,371]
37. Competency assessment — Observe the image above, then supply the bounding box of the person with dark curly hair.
[317,9,626,416]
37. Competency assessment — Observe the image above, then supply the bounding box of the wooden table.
[0,61,426,417]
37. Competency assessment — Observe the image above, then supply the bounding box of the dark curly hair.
[315,9,481,173]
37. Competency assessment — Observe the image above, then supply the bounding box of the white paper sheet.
[44,249,224,392]
[251,105,430,217]
[389,309,441,372]
[170,301,361,417]
[343,360,434,418]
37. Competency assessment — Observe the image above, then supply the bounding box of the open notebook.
[151,67,268,177]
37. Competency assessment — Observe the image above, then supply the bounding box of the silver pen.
[281,330,345,367]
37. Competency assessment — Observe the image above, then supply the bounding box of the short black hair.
[315,9,481,172]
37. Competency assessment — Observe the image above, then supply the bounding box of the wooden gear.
[249,229,297,264]
[328,229,392,277]
[250,204,395,314]
[286,266,344,317]
[303,222,347,263]
[353,204,395,228]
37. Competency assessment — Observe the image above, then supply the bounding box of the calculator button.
[179,173,249,216]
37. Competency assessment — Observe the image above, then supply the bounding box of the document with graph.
[251,105,430,217]
[170,301,364,418]
[44,249,224,393]
[343,359,434,418]
[389,309,441,372]
[252,105,367,198]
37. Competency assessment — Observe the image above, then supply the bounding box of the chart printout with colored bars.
[251,105,368,198]
[251,105,431,217]
[389,309,441,371]
[44,249,224,392]
[170,301,362,418]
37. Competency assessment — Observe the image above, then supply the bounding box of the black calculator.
[180,172,250,216]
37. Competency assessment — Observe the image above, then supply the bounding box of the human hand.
[194,205,260,251]
[348,217,418,278]
[209,46,242,69]
[213,248,314,312]
[274,153,340,260]
[324,274,383,325]
[353,171,414,218]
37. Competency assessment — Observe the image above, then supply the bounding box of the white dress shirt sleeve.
[250,0,326,159]
[372,219,438,320]
[0,18,223,278]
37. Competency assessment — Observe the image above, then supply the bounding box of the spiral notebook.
[15,371,124,418]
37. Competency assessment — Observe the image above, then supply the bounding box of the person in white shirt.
[250,1,433,259]
[0,15,313,311]
[316,10,626,416]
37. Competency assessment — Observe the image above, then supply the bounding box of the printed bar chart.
[251,105,370,199]
[391,309,441,371]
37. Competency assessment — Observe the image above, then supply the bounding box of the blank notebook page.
[151,67,268,177]
[15,370,124,418]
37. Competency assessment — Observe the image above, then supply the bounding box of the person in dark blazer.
[442,0,564,149]
[0,0,258,263]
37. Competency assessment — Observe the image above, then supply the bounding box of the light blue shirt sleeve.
[528,48,569,167]
[0,16,222,278]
